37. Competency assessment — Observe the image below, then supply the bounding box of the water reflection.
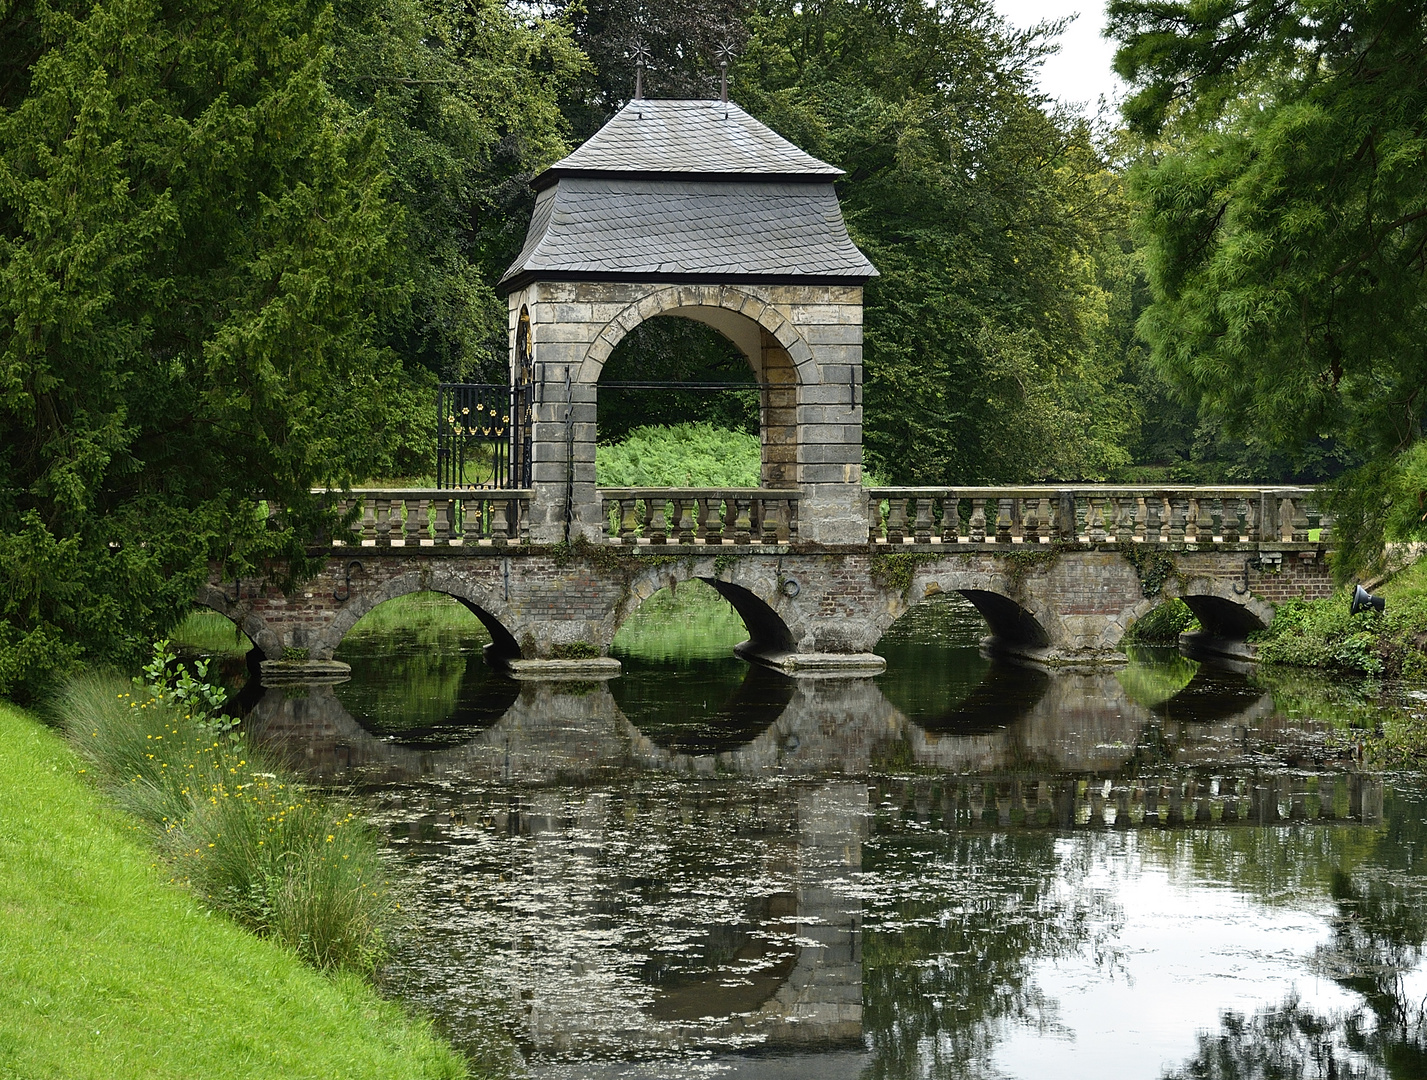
[243,595,1424,1078]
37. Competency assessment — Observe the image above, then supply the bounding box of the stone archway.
[580,285,820,492]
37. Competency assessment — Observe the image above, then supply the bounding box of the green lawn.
[0,704,467,1080]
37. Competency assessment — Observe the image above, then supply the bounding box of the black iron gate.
[436,383,533,489]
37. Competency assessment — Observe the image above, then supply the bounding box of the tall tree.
[736,0,1139,484]
[0,0,403,700]
[1110,0,1427,576]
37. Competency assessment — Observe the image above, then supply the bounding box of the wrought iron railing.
[435,383,532,489]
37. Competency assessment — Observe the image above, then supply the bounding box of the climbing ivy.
[1002,546,1061,593]
[1122,545,1177,597]
[869,552,938,594]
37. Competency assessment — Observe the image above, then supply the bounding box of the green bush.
[596,422,761,487]
[53,672,390,973]
[1123,598,1199,646]
[1251,561,1427,678]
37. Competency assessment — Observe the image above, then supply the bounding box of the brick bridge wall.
[201,541,1334,665]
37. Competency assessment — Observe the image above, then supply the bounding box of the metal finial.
[628,38,651,100]
[715,38,738,102]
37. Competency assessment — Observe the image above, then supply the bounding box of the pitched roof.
[501,179,876,288]
[500,98,876,292]
[533,99,841,189]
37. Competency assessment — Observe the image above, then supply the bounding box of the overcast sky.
[995,0,1128,114]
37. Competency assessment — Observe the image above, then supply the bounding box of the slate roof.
[533,99,841,187]
[501,99,876,292]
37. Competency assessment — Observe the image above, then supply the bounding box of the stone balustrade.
[598,488,800,545]
[865,486,1330,545]
[331,489,532,546]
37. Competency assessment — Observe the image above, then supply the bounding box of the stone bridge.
[203,485,1334,674]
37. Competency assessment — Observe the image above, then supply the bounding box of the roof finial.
[628,38,651,100]
[715,36,738,103]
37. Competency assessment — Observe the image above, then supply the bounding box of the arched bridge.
[203,484,1334,674]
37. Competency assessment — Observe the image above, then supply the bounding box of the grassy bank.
[1251,559,1427,679]
[0,701,467,1080]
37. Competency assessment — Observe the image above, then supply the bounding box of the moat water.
[238,589,1427,1078]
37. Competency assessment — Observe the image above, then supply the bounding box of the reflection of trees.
[1163,790,1427,1079]
[860,832,1120,1080]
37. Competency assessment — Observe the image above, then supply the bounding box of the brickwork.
[201,541,1334,665]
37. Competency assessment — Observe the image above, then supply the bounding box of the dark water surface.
[246,592,1427,1078]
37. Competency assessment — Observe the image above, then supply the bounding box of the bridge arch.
[314,569,523,661]
[894,571,1056,659]
[193,584,282,660]
[614,562,796,661]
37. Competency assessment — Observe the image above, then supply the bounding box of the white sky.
[995,0,1128,114]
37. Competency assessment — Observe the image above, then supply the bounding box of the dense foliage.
[1110,0,1427,576]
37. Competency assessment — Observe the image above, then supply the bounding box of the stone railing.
[331,489,532,546]
[864,486,1330,545]
[598,488,800,544]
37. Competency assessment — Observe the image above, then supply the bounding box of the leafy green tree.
[1110,0,1427,577]
[734,0,1139,484]
[0,0,404,700]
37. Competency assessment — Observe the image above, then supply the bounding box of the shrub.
[53,669,390,973]
[596,422,761,487]
[1123,599,1199,646]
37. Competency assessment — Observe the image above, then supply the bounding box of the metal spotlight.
[1350,584,1386,615]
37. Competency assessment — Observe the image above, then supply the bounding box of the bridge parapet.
[865,485,1329,545]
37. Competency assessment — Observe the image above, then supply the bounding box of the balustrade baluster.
[1087,497,1107,543]
[1010,499,1025,542]
[1184,498,1200,543]
[437,498,456,542]
[401,499,420,544]
[673,498,696,543]
[761,499,782,544]
[1019,498,1037,543]
[993,498,1012,543]
[914,498,933,544]
[374,498,392,546]
[733,497,753,543]
[1145,497,1164,543]
[887,497,908,543]
[490,498,510,545]
[706,497,727,543]
[1113,497,1134,544]
[694,498,711,542]
[1168,497,1188,543]
[1318,510,1333,544]
[360,499,376,543]
[786,498,799,541]
[1290,497,1310,542]
[646,497,668,544]
[1209,497,1225,542]
[1222,498,1242,543]
[462,498,482,545]
[1243,497,1260,542]
[942,496,962,543]
[969,498,987,542]
[1037,497,1053,542]
[619,499,638,543]
[867,493,882,543]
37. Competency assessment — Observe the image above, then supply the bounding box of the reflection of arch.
[318,572,522,661]
[578,284,817,386]
[613,662,794,755]
[915,662,1052,735]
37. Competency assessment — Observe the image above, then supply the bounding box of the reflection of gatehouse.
[205,97,1335,671]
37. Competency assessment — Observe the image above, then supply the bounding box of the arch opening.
[958,589,1051,650]
[704,578,795,659]
[1180,594,1268,641]
[593,303,801,491]
[173,607,257,658]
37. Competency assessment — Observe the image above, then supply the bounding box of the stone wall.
[202,541,1332,665]
[506,280,867,544]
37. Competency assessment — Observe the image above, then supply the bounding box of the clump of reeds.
[53,667,390,973]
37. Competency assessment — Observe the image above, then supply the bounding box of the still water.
[245,590,1427,1078]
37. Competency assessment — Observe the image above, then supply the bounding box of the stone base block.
[259,659,352,684]
[502,657,622,680]
[736,642,885,677]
